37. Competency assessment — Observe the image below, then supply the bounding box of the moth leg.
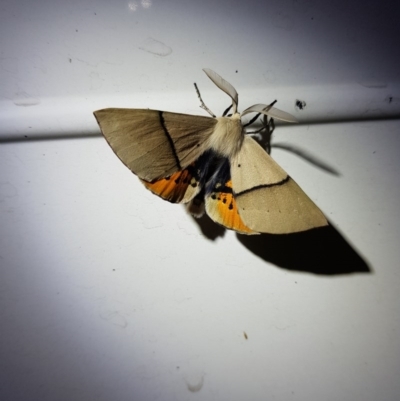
[194,82,231,117]
[222,104,232,117]
[245,114,275,154]
[244,99,277,129]
[186,193,205,218]
[194,83,216,117]
[243,112,261,128]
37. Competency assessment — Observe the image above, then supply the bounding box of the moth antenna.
[231,101,238,114]
[244,101,277,125]
[202,68,239,114]
[194,83,216,117]
[241,100,297,123]
[222,104,232,117]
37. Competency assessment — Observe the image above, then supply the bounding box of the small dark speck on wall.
[295,99,306,110]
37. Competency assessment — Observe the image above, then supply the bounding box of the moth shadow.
[272,142,340,176]
[192,212,227,240]
[237,224,371,275]
[192,214,370,274]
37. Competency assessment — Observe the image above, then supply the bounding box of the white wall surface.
[1,1,400,401]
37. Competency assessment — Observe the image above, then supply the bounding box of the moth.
[94,69,328,235]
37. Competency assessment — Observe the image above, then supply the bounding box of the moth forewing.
[94,108,217,181]
[231,137,328,234]
[231,136,288,194]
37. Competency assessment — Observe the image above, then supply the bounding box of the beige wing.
[94,108,217,181]
[231,136,328,234]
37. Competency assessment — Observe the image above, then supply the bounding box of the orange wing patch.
[141,168,200,203]
[205,180,257,234]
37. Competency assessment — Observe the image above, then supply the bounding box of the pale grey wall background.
[1,1,400,400]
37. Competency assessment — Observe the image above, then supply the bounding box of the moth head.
[203,69,298,123]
